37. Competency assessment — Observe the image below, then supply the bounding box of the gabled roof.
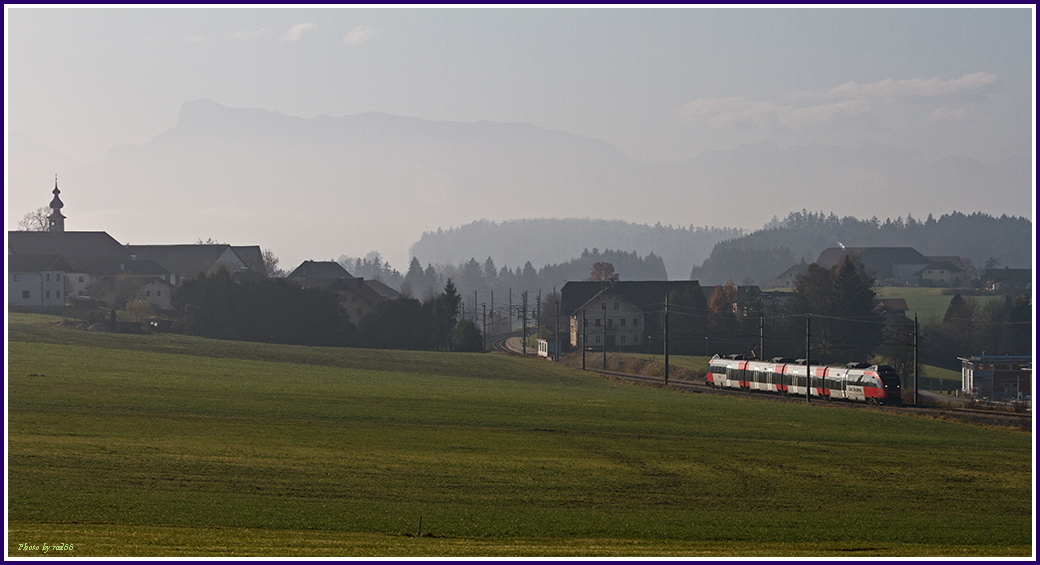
[364,279,403,300]
[73,258,170,277]
[561,280,703,316]
[127,245,246,277]
[231,246,265,274]
[8,231,129,261]
[816,247,930,269]
[874,298,909,313]
[984,268,1031,284]
[7,254,80,273]
[915,261,965,275]
[773,262,809,283]
[287,260,353,279]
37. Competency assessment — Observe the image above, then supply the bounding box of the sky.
[4,6,1036,269]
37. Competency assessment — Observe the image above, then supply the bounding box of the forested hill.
[408,218,742,280]
[691,210,1033,286]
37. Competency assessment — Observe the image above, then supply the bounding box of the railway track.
[577,365,1033,429]
[490,343,1031,428]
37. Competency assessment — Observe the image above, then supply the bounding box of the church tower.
[47,176,66,232]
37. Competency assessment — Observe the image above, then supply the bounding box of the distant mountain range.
[8,99,1031,271]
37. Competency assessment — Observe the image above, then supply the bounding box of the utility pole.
[602,300,607,370]
[582,308,587,371]
[474,291,478,324]
[490,291,494,335]
[805,314,812,402]
[482,302,487,352]
[759,311,764,361]
[913,313,918,406]
[664,293,670,385]
[536,291,542,343]
[555,301,561,362]
[509,288,512,334]
[521,291,528,356]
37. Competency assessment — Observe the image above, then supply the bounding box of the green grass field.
[874,286,1006,325]
[6,314,1034,557]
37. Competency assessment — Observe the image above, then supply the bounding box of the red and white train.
[707,354,903,405]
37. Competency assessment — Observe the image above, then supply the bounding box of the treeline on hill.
[172,268,482,352]
[342,248,668,307]
[408,218,742,281]
[691,210,1033,285]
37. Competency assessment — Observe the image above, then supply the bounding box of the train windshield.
[877,366,901,387]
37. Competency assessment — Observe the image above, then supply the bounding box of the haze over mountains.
[7,98,1031,272]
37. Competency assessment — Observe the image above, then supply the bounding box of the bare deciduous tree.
[18,207,51,231]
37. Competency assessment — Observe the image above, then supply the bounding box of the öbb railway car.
[707,354,903,405]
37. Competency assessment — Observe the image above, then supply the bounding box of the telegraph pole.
[482,302,487,352]
[582,308,587,370]
[555,301,561,362]
[521,291,528,355]
[509,288,513,333]
[805,314,811,402]
[664,293,670,385]
[759,311,764,361]
[536,291,542,343]
[602,301,607,370]
[913,313,918,406]
[490,291,494,335]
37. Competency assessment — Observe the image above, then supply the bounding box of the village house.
[8,181,264,312]
[562,280,726,351]
[286,260,400,323]
[913,260,966,287]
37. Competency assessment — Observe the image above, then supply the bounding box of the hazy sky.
[7,6,1034,164]
[4,6,1035,270]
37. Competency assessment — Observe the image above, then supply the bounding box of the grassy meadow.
[6,313,1034,557]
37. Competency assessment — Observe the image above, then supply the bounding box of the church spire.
[48,174,66,232]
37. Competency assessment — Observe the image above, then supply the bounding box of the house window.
[614,302,620,310]
[57,273,61,281]
[607,318,614,328]
[595,335,601,344]
[595,319,601,327]
[633,318,640,327]
[620,318,627,327]
[157,290,161,297]
[146,290,151,296]
[56,290,61,298]
[46,273,50,282]
[13,274,19,282]
[79,276,85,283]
[22,290,30,299]
[46,290,51,299]
[633,334,639,343]
[620,335,627,344]
[601,302,606,310]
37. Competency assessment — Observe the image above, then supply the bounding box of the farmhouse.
[562,280,725,351]
[913,261,965,287]
[287,260,400,322]
[815,247,931,286]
